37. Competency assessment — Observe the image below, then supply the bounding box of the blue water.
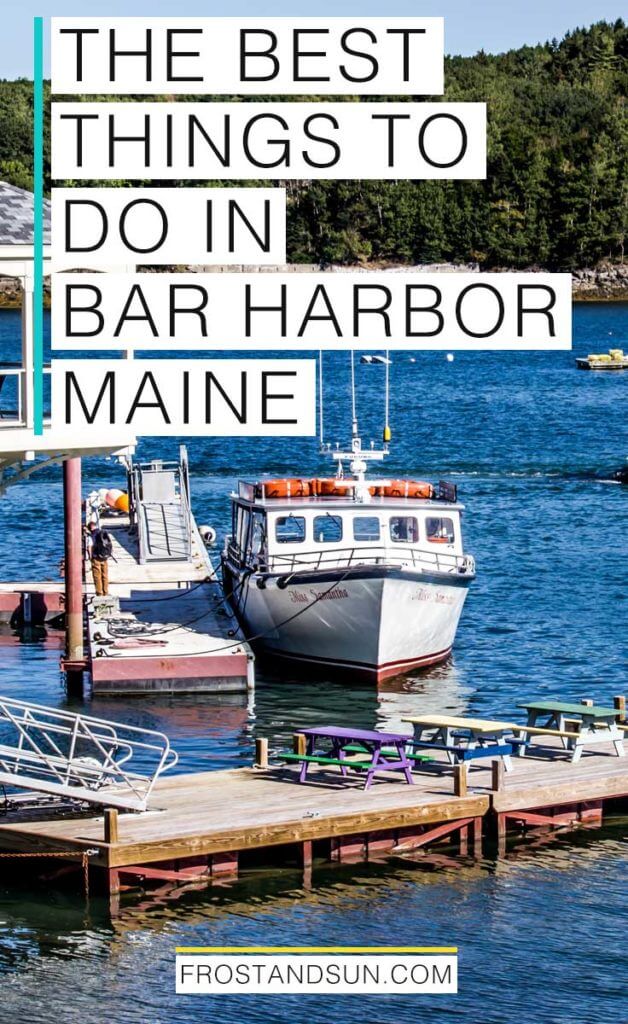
[0,305,626,1023]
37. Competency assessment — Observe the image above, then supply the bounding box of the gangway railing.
[0,697,178,812]
[128,446,192,565]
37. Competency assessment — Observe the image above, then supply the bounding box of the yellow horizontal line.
[176,946,457,954]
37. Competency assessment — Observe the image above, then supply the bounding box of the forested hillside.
[0,19,626,270]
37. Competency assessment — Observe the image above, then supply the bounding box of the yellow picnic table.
[402,714,517,770]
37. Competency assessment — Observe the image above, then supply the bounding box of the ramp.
[0,696,178,812]
[130,450,192,564]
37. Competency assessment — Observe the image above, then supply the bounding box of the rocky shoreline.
[1,261,627,309]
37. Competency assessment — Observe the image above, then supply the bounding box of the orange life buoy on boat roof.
[382,480,434,499]
[257,478,312,498]
[313,477,355,496]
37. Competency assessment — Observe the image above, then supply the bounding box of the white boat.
[221,438,475,682]
[360,354,392,365]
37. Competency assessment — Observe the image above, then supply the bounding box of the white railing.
[0,696,178,811]
[229,541,475,577]
[0,366,51,427]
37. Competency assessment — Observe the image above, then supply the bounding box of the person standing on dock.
[86,521,113,596]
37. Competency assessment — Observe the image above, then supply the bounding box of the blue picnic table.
[298,726,415,789]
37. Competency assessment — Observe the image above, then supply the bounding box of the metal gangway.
[0,696,178,812]
[129,446,192,565]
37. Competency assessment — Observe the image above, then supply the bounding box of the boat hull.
[223,563,472,682]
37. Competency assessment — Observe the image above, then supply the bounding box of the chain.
[0,848,100,899]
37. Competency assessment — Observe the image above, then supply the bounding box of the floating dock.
[0,734,625,906]
[0,582,63,625]
[85,456,254,695]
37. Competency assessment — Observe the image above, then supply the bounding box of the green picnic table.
[517,700,625,764]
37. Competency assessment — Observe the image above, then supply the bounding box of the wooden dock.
[0,736,625,902]
[85,512,254,695]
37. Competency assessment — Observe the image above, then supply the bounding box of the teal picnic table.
[517,700,625,764]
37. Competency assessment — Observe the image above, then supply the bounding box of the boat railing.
[236,545,475,576]
[0,696,178,812]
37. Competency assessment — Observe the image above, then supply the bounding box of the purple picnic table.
[299,726,414,789]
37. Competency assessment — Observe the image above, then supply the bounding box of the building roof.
[0,181,51,246]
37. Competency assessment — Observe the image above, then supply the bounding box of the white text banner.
[51,102,486,181]
[51,17,444,95]
[52,272,573,351]
[52,359,317,436]
[51,187,286,267]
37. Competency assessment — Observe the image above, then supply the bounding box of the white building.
[0,181,134,491]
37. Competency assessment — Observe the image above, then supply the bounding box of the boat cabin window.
[314,514,343,543]
[249,511,266,558]
[275,515,306,544]
[353,516,380,542]
[390,516,419,543]
[426,516,455,544]
[235,505,249,552]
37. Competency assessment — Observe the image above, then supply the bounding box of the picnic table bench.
[516,701,625,763]
[403,714,517,771]
[285,726,417,790]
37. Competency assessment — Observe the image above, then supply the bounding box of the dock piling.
[104,808,119,844]
[453,763,468,798]
[613,695,626,723]
[255,737,269,769]
[293,733,306,757]
[491,759,505,793]
[62,456,85,692]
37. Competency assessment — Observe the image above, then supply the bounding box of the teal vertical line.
[33,16,44,435]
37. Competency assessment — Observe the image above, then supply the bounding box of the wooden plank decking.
[0,739,625,873]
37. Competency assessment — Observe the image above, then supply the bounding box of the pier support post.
[301,839,313,889]
[613,695,626,723]
[454,763,468,798]
[301,839,313,869]
[472,816,483,857]
[255,737,269,769]
[63,457,85,690]
[496,812,507,856]
[491,759,505,793]
[104,808,119,844]
[293,733,306,756]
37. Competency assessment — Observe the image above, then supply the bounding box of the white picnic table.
[517,701,625,764]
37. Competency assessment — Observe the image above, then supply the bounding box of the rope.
[350,350,357,436]
[385,349,390,433]
[318,350,324,447]
[133,567,355,660]
[97,571,248,643]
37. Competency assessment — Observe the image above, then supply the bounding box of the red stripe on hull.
[262,645,452,682]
